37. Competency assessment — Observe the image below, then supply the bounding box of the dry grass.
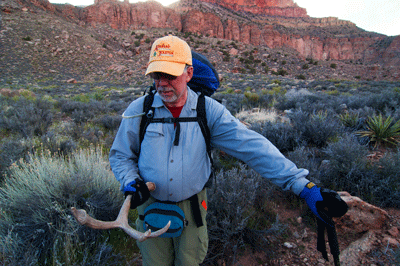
[235,108,288,124]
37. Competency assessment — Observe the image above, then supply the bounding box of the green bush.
[244,91,260,102]
[272,69,287,76]
[0,148,126,265]
[296,74,306,80]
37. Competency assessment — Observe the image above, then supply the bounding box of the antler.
[71,182,171,242]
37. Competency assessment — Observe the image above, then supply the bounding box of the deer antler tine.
[71,206,119,229]
[71,182,170,241]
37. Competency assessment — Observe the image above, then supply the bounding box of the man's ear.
[185,66,194,82]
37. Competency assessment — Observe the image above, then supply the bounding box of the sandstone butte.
[6,0,400,67]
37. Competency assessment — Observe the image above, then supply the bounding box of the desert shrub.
[356,114,400,148]
[251,121,302,153]
[258,93,275,108]
[212,93,245,115]
[371,150,400,207]
[319,134,377,197]
[288,109,344,148]
[58,99,110,124]
[0,148,127,265]
[366,91,400,113]
[96,115,122,130]
[320,136,400,207]
[81,126,106,147]
[274,93,326,112]
[107,100,129,113]
[272,69,287,76]
[343,90,400,113]
[296,74,306,80]
[41,131,77,156]
[0,98,53,138]
[286,147,323,179]
[205,165,285,265]
[243,91,260,102]
[0,138,35,181]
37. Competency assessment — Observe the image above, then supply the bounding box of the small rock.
[383,236,399,247]
[388,226,399,237]
[283,242,296,248]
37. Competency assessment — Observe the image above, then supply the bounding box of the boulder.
[335,191,389,234]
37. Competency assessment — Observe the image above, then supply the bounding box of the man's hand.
[123,178,151,209]
[300,182,348,226]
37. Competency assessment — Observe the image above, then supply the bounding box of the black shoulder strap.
[139,90,156,146]
[139,92,213,171]
[196,93,212,161]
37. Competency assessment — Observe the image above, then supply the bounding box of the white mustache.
[157,87,172,93]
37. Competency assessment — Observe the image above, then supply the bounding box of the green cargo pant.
[136,189,209,266]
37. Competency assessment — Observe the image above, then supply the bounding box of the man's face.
[150,66,193,107]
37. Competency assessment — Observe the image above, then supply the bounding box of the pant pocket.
[197,224,209,262]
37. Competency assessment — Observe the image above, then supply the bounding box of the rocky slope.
[3,0,399,72]
[1,0,399,84]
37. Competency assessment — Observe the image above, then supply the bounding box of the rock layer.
[3,0,399,67]
[201,0,308,17]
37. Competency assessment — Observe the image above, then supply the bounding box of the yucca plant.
[339,111,359,128]
[357,114,400,148]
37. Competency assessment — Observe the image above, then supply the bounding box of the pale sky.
[48,0,400,36]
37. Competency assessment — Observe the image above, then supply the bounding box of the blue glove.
[300,182,333,227]
[124,180,137,194]
[123,178,150,209]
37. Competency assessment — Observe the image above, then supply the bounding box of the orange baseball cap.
[145,35,192,77]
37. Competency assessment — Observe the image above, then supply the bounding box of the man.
[109,35,341,266]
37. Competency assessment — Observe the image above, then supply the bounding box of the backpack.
[188,51,220,97]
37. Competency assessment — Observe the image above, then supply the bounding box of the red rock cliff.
[9,0,398,66]
[82,0,182,30]
[201,0,308,17]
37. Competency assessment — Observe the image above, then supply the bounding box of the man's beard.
[157,86,179,103]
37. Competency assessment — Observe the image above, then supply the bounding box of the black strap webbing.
[189,194,203,228]
[317,219,341,266]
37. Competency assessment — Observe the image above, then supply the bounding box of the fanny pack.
[143,202,187,238]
